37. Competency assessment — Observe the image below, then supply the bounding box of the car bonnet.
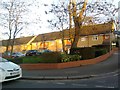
[0,61,20,70]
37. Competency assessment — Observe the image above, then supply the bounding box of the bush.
[116,41,119,47]
[6,56,48,64]
[61,54,81,62]
[93,45,110,52]
[95,49,107,57]
[70,47,95,60]
[5,52,62,64]
[7,57,23,64]
[38,52,62,63]
[22,56,43,63]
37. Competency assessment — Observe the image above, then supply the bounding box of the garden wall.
[20,48,118,70]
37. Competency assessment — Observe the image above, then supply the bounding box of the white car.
[0,57,22,82]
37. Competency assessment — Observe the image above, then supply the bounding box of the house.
[0,21,116,53]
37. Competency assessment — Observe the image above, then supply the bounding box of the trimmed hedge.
[95,49,107,57]
[6,52,81,64]
[6,47,108,64]
[7,52,62,64]
[92,45,110,52]
[70,47,109,60]
[70,47,95,60]
[38,52,62,63]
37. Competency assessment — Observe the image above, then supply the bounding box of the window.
[92,35,98,41]
[81,37,86,41]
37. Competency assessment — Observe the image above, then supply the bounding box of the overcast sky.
[0,0,119,40]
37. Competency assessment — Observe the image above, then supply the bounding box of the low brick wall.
[20,48,117,70]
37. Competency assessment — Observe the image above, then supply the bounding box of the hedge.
[70,47,95,60]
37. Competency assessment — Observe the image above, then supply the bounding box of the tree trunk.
[10,36,15,56]
[71,18,82,49]
[61,30,66,53]
[6,38,10,53]
[6,33,11,53]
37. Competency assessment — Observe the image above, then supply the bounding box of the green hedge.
[7,57,40,64]
[92,45,110,52]
[70,47,109,60]
[70,47,95,60]
[38,52,62,63]
[6,47,108,64]
[22,56,42,63]
[95,49,107,57]
[6,52,82,64]
[23,52,62,63]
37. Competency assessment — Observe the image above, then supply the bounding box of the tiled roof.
[0,21,114,46]
[1,36,34,46]
[33,31,61,42]
[80,21,113,36]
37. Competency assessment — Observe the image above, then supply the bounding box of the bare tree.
[0,0,33,55]
[45,1,69,53]
[69,0,119,49]
[0,0,14,54]
[44,0,119,53]
[86,1,119,23]
[10,0,30,55]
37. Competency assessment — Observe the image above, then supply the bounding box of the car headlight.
[0,67,5,72]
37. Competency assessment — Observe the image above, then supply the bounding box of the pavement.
[21,51,119,80]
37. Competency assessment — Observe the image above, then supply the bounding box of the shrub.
[7,57,23,64]
[6,56,43,64]
[61,54,81,62]
[93,45,110,52]
[5,52,62,64]
[22,56,42,63]
[38,52,62,63]
[95,49,107,57]
[70,47,95,60]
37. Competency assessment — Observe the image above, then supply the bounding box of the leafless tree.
[0,0,33,55]
[45,1,69,53]
[44,0,119,54]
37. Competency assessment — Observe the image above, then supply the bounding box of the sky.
[0,0,119,40]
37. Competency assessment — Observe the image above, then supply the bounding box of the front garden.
[5,46,110,64]
[6,52,81,64]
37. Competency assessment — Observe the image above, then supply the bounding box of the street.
[2,70,119,88]
[1,50,119,89]
[0,0,119,89]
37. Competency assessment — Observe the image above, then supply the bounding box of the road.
[1,51,120,89]
[1,70,119,88]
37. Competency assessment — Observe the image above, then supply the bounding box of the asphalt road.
[22,51,119,77]
[1,70,119,88]
[1,50,120,89]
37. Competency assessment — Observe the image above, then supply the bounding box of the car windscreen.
[0,57,8,62]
